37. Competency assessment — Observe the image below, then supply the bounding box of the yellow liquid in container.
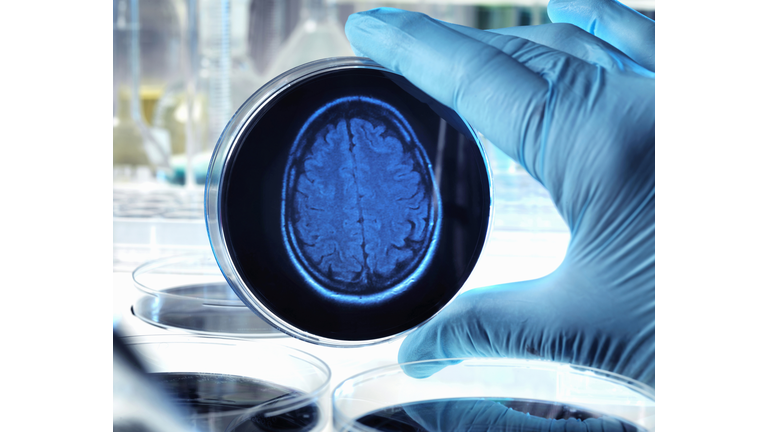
[139,85,164,124]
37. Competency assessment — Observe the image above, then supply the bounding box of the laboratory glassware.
[118,335,331,432]
[333,358,655,432]
[265,0,354,79]
[132,251,285,337]
[113,0,175,181]
[206,57,493,346]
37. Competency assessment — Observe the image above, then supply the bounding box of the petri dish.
[132,252,285,337]
[119,335,331,432]
[333,358,655,432]
[206,57,492,346]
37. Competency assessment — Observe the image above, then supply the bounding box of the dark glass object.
[153,372,320,432]
[221,67,491,341]
[355,398,645,432]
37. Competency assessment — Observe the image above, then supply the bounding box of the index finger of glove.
[486,23,653,76]
[345,8,550,154]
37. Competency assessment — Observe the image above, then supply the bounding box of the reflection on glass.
[153,372,320,432]
[355,398,645,432]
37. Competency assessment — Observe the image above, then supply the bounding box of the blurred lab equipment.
[113,0,176,182]
[113,331,194,432]
[266,0,354,77]
[198,0,263,156]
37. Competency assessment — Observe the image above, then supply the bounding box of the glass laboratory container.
[265,0,354,78]
[118,335,331,432]
[113,0,180,182]
[333,358,655,432]
[132,251,285,337]
[206,57,493,346]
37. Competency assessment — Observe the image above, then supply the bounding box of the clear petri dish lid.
[132,251,286,337]
[333,358,655,432]
[118,335,331,432]
[206,57,493,347]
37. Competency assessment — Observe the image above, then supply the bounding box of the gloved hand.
[345,0,655,387]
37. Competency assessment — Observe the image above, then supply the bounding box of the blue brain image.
[282,96,441,301]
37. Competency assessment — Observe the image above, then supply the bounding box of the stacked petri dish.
[117,335,331,432]
[333,358,655,432]
[132,250,285,337]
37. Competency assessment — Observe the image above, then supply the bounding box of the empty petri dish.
[206,57,492,346]
[132,252,285,337]
[119,335,330,432]
[333,358,655,432]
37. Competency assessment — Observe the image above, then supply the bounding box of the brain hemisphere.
[293,120,364,285]
[350,119,431,278]
[285,108,437,296]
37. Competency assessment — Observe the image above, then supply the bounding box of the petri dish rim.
[131,252,288,338]
[332,357,655,431]
[119,334,332,419]
[205,56,494,347]
[132,252,245,307]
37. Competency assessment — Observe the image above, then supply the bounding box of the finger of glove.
[345,8,555,172]
[485,23,652,76]
[398,276,656,386]
[434,20,633,74]
[403,398,630,432]
[547,0,655,72]
[390,18,599,79]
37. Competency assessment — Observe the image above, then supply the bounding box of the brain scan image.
[282,96,441,302]
[218,66,491,341]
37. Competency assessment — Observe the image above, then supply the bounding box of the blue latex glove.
[346,0,655,387]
